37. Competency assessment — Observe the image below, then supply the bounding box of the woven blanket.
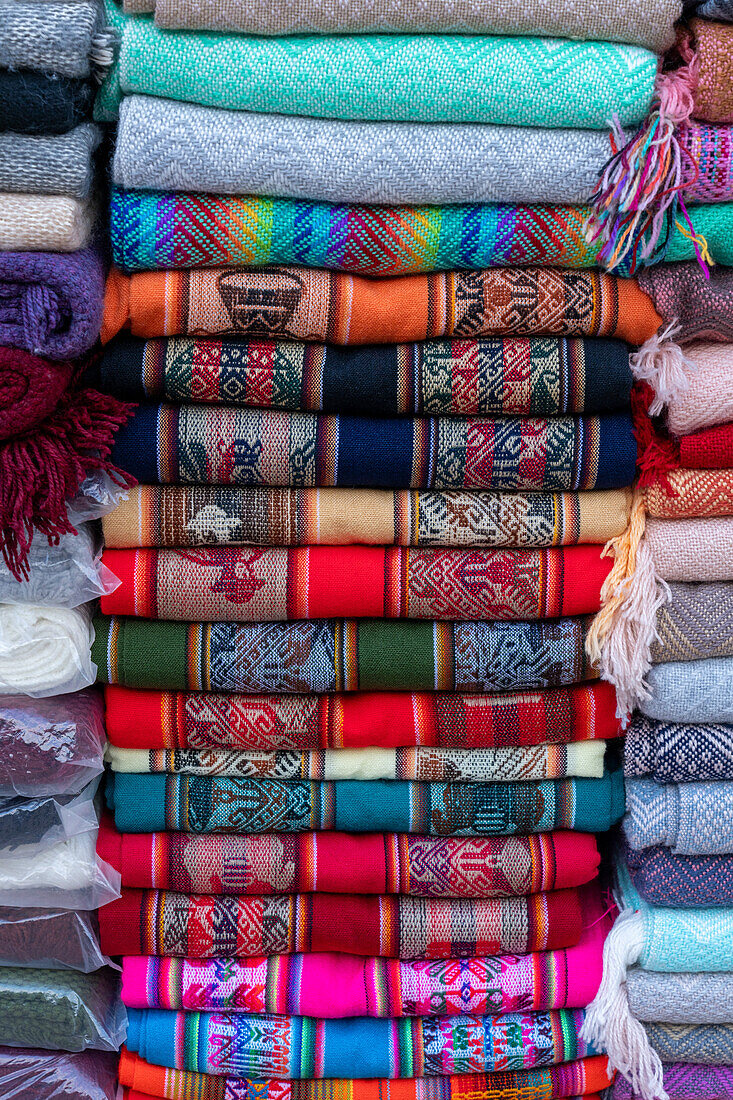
[99,820,600,894]
[0,72,94,136]
[124,1006,593,1078]
[638,260,733,345]
[103,680,622,750]
[92,614,598,693]
[0,247,105,360]
[665,343,733,436]
[642,658,733,723]
[0,0,109,80]
[628,971,733,1024]
[108,192,723,277]
[646,1023,733,1065]
[624,778,733,855]
[688,19,733,124]
[118,1050,612,1100]
[695,0,733,14]
[646,470,733,518]
[677,422,733,468]
[101,485,632,550]
[0,194,93,253]
[626,843,733,907]
[645,519,733,580]
[110,405,637,492]
[106,769,624,834]
[625,714,733,781]
[0,125,100,199]
[97,15,658,128]
[100,546,611,622]
[651,583,733,664]
[99,885,584,958]
[614,1063,733,1098]
[101,266,663,347]
[98,333,634,417]
[105,741,606,782]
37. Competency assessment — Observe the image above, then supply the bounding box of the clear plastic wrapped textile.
[0,906,108,972]
[0,1046,117,1100]
[0,525,118,609]
[0,604,95,697]
[0,966,126,1053]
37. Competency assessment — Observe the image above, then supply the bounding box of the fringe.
[91,27,120,82]
[629,324,696,417]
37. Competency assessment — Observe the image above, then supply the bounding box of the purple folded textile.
[625,843,733,908]
[0,248,104,360]
[613,1063,733,1098]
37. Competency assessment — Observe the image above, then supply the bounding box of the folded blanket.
[118,1048,612,1100]
[651,583,733,664]
[110,405,637,492]
[628,971,733,1024]
[109,192,728,277]
[626,714,733,781]
[124,1006,593,1077]
[0,247,105,359]
[0,965,124,1053]
[0,71,95,136]
[665,343,733,435]
[101,485,633,550]
[99,821,601,894]
[624,777,733,855]
[646,1023,733,1065]
[695,0,733,14]
[0,194,94,253]
[97,18,658,128]
[103,680,622,750]
[0,346,75,438]
[0,604,94,697]
[0,0,112,80]
[626,843,733,907]
[92,614,598,693]
[119,890,609,1013]
[0,125,100,199]
[98,333,634,417]
[0,690,104,797]
[0,1047,118,1099]
[105,740,606,782]
[645,518,733,580]
[115,0,680,47]
[100,884,584,959]
[642,658,733,723]
[646,469,733,517]
[614,1063,733,1098]
[678,422,733,468]
[101,265,663,347]
[638,261,733,344]
[107,769,624,834]
[100,545,611,622]
[687,19,733,124]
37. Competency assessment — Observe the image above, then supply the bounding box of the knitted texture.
[119,0,681,48]
[101,265,663,347]
[0,195,93,253]
[638,262,733,343]
[0,71,94,136]
[646,1023,733,1065]
[628,971,733,1023]
[0,247,105,359]
[0,125,100,199]
[626,843,733,907]
[645,518,733,580]
[99,19,658,127]
[101,485,632,549]
[100,545,611,622]
[110,404,638,491]
[91,614,599,693]
[0,347,74,438]
[690,19,733,124]
[666,342,733,435]
[651,583,733,663]
[109,191,733,276]
[642,658,733,723]
[98,333,634,416]
[614,1063,733,1098]
[625,714,733,781]
[102,680,622,750]
[646,470,733,518]
[0,0,108,79]
[624,778,733,855]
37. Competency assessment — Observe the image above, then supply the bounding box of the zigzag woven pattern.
[625,714,733,782]
[651,583,733,664]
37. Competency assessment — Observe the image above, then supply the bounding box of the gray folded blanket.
[651,584,733,665]
[624,777,733,855]
[629,971,733,1025]
[0,125,100,198]
[646,1022,733,1065]
[0,0,113,80]
[641,659,733,724]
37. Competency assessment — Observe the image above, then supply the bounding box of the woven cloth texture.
[642,658,733,723]
[99,545,611,622]
[695,0,733,15]
[625,713,733,781]
[97,333,633,417]
[110,404,637,492]
[666,342,733,435]
[623,777,733,855]
[0,0,107,78]
[102,680,622,751]
[651,583,733,664]
[679,422,733,468]
[99,821,600,895]
[626,843,733,907]
[97,14,658,127]
[109,191,732,276]
[646,1022,733,1065]
[614,1062,733,1098]
[106,769,623,834]
[690,19,733,124]
[0,71,94,136]
[646,470,733,518]
[0,125,100,199]
[645,518,733,580]
[0,194,93,252]
[638,261,733,343]
[628,971,733,1023]
[101,485,632,549]
[101,265,663,347]
[0,247,105,359]
[99,884,584,958]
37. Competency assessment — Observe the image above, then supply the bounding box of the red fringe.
[632,382,681,490]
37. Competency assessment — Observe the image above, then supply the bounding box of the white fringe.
[630,323,696,417]
[91,28,120,82]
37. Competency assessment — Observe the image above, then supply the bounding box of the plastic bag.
[0,525,119,609]
[68,471,130,526]
[0,967,126,1053]
[0,781,101,855]
[0,690,105,797]
[0,1046,117,1100]
[0,604,95,697]
[0,830,121,911]
[0,907,108,972]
